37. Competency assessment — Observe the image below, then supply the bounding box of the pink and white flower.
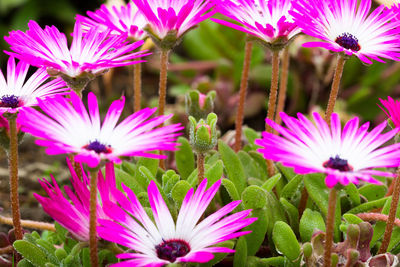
[211,0,300,47]
[380,96,400,128]
[98,179,256,266]
[18,91,183,168]
[290,0,400,64]
[34,160,119,241]
[131,0,216,46]
[76,2,147,41]
[256,112,400,188]
[0,56,66,114]
[5,20,150,89]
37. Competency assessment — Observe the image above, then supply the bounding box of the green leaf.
[243,127,260,147]
[262,173,282,192]
[273,221,301,261]
[343,183,361,207]
[115,168,144,195]
[14,240,48,267]
[359,184,387,201]
[299,209,326,242]
[137,154,159,176]
[242,185,267,209]
[171,180,192,207]
[175,137,195,179]
[280,175,303,201]
[205,160,224,188]
[219,140,247,194]
[221,179,241,203]
[276,163,296,181]
[248,151,268,180]
[198,240,234,267]
[35,239,59,265]
[244,208,268,256]
[343,214,363,224]
[162,170,180,194]
[233,236,247,267]
[238,151,260,179]
[280,198,299,235]
[55,248,67,261]
[347,197,389,214]
[18,259,35,267]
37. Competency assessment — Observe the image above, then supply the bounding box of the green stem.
[89,168,99,267]
[324,188,337,267]
[379,167,400,253]
[234,40,253,152]
[325,55,346,126]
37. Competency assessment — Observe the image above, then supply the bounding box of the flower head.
[0,56,66,114]
[380,96,400,128]
[18,91,183,168]
[5,20,150,91]
[131,0,216,49]
[255,112,400,188]
[34,160,118,241]
[98,179,256,266]
[290,0,400,64]
[211,0,301,49]
[76,2,147,41]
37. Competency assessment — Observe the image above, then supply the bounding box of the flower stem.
[197,153,205,184]
[298,186,309,217]
[325,55,346,126]
[89,169,99,267]
[7,115,23,240]
[324,188,337,267]
[0,215,55,231]
[234,40,253,152]
[379,167,400,254]
[69,154,82,180]
[158,50,170,170]
[357,213,400,227]
[266,50,280,176]
[133,63,142,112]
[275,46,290,127]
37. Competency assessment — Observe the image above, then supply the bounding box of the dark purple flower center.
[323,155,353,172]
[0,95,20,108]
[335,33,361,51]
[155,239,190,262]
[84,140,112,154]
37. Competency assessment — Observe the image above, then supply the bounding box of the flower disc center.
[0,95,20,108]
[156,239,190,262]
[323,155,353,172]
[84,140,112,154]
[335,33,360,51]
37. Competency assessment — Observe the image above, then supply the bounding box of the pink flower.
[18,91,183,168]
[255,112,400,188]
[290,0,400,64]
[212,0,300,48]
[34,160,119,241]
[131,0,216,48]
[5,20,150,90]
[98,179,256,266]
[0,56,67,114]
[76,2,147,41]
[380,96,400,127]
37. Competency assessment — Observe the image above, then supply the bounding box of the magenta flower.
[0,56,66,114]
[18,91,183,168]
[5,20,150,90]
[380,96,400,127]
[211,0,300,48]
[76,2,147,41]
[290,0,400,64]
[255,112,400,188]
[34,160,118,241]
[131,0,216,48]
[98,179,256,266]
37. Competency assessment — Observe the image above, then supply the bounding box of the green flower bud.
[185,90,216,120]
[189,113,218,153]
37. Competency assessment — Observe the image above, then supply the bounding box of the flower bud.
[185,90,216,120]
[189,113,217,153]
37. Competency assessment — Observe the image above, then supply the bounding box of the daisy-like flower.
[131,0,216,49]
[34,160,119,241]
[76,2,147,41]
[290,0,400,64]
[98,179,256,266]
[5,20,150,91]
[255,112,400,188]
[211,0,301,49]
[0,56,66,114]
[18,91,183,168]
[380,96,400,127]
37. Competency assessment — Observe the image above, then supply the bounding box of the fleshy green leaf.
[14,240,48,267]
[272,221,301,261]
[299,209,326,242]
[244,208,268,256]
[171,180,192,207]
[280,198,299,235]
[242,185,267,209]
[262,173,281,192]
[359,184,387,201]
[175,137,195,179]
[233,236,247,267]
[115,167,144,194]
[238,151,260,179]
[205,160,223,188]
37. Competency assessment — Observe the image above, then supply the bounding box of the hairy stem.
[275,46,290,127]
[8,115,23,240]
[357,213,400,227]
[325,55,346,126]
[89,169,99,267]
[133,63,142,112]
[379,167,400,254]
[234,40,253,152]
[158,50,170,170]
[324,188,337,267]
[197,153,205,184]
[298,186,309,217]
[0,215,55,231]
